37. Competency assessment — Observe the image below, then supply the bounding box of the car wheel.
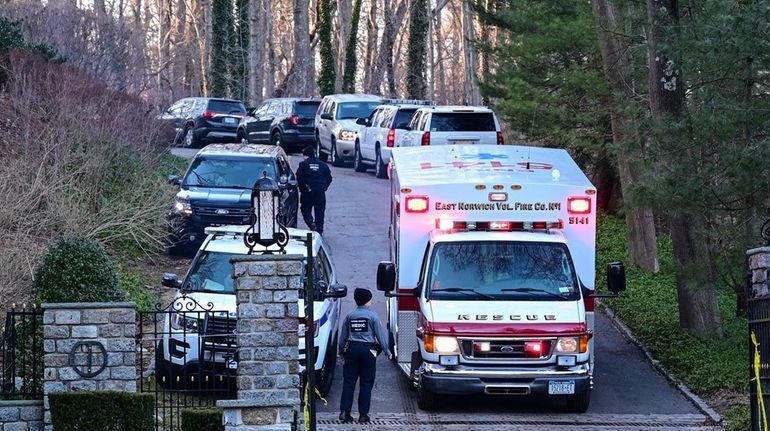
[316,133,328,162]
[237,130,248,145]
[353,141,367,172]
[271,131,283,149]
[565,387,591,413]
[316,336,337,397]
[330,137,344,167]
[375,147,388,179]
[182,126,197,148]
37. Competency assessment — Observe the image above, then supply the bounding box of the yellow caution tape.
[303,381,328,430]
[753,332,769,431]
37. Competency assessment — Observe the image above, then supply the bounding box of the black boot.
[358,414,371,424]
[339,411,353,422]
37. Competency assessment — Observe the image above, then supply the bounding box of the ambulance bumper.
[419,362,590,396]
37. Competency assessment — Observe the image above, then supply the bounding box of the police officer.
[338,288,389,424]
[296,146,332,235]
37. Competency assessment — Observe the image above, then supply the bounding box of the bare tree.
[283,0,314,95]
[248,0,264,105]
[461,0,480,105]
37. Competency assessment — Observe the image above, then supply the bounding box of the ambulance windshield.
[426,242,579,301]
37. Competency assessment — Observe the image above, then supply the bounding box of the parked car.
[237,98,321,153]
[354,100,432,178]
[166,144,299,254]
[314,94,382,167]
[159,97,247,148]
[401,105,504,147]
[158,225,347,396]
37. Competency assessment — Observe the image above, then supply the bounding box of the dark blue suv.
[166,144,299,254]
[237,98,320,152]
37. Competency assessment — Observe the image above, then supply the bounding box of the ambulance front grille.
[397,311,418,363]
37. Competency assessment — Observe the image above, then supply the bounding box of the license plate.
[224,117,236,124]
[452,140,474,145]
[548,381,575,394]
[227,359,238,370]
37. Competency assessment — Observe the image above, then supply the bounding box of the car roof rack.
[381,98,435,106]
[204,225,317,243]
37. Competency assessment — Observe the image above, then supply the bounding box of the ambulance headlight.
[426,335,459,354]
[339,130,357,141]
[555,335,589,353]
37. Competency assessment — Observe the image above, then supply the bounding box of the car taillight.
[497,131,504,145]
[405,196,429,213]
[524,341,545,357]
[421,131,430,146]
[386,129,396,147]
[567,197,591,214]
[203,111,215,119]
[288,114,300,125]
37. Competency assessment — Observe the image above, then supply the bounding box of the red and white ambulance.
[376,145,625,412]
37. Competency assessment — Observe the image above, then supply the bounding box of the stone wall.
[41,302,137,430]
[0,400,43,431]
[748,247,770,298]
[218,254,302,431]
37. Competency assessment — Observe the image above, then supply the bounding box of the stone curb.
[597,301,723,425]
[231,254,304,263]
[0,400,43,407]
[41,302,136,310]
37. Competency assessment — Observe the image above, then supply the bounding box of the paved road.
[170,146,711,428]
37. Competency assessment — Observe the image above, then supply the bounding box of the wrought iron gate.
[137,295,236,431]
[749,269,770,431]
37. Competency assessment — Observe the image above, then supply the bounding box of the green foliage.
[473,0,610,170]
[34,236,125,304]
[119,268,157,313]
[317,0,336,96]
[342,0,363,93]
[49,392,154,431]
[231,0,250,101]
[596,215,746,393]
[0,16,61,61]
[726,405,750,431]
[406,0,428,99]
[181,408,224,431]
[211,0,234,97]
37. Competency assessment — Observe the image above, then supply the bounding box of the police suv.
[377,145,625,412]
[402,105,504,147]
[157,225,347,396]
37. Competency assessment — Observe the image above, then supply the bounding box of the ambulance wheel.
[417,385,439,410]
[375,147,388,179]
[565,387,591,413]
[353,141,367,172]
[316,337,337,397]
[330,137,344,167]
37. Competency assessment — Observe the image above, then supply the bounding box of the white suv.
[402,105,503,147]
[156,225,347,397]
[354,101,431,179]
[314,94,382,167]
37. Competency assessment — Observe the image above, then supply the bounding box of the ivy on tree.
[317,0,336,96]
[342,0,363,93]
[406,0,428,99]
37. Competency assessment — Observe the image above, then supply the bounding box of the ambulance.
[376,145,626,412]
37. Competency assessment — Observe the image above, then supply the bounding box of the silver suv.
[314,94,382,166]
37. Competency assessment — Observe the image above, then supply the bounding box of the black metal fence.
[749,268,770,431]
[0,305,44,400]
[137,295,237,431]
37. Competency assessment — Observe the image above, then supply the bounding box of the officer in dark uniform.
[338,288,389,423]
[296,146,333,235]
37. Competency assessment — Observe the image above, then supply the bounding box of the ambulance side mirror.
[376,261,396,293]
[325,283,348,299]
[607,262,626,294]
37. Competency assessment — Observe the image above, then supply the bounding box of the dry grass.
[0,50,177,311]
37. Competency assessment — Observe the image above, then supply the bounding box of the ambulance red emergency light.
[375,145,626,412]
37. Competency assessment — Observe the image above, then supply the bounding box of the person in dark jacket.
[338,288,389,424]
[296,146,332,235]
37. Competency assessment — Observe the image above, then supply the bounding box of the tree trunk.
[433,1,446,103]
[461,0,480,105]
[285,0,314,95]
[371,0,406,97]
[363,0,379,93]
[646,0,723,337]
[172,0,187,98]
[406,0,429,99]
[342,0,363,93]
[264,0,275,97]
[249,0,264,105]
[336,0,352,92]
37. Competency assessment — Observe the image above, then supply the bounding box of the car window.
[408,112,422,130]
[296,101,320,117]
[336,101,382,120]
[207,99,247,114]
[394,109,417,129]
[369,108,382,127]
[430,112,496,132]
[418,112,429,130]
[184,251,237,293]
[318,248,332,284]
[254,101,270,116]
[328,101,337,117]
[167,100,184,115]
[183,156,277,188]
[381,109,395,128]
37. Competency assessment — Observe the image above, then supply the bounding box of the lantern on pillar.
[244,171,288,253]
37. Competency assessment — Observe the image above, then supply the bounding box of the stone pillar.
[218,255,302,431]
[41,302,137,430]
[748,247,770,298]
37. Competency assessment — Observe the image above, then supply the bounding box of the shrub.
[119,268,157,313]
[49,392,154,431]
[34,236,125,303]
[181,408,223,431]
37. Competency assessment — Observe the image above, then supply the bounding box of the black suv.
[160,97,247,148]
[166,144,299,254]
[237,98,320,152]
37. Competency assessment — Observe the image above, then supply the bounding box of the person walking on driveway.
[338,288,389,424]
[296,146,332,235]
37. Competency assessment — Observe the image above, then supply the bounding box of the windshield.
[426,241,580,301]
[183,156,276,188]
[184,252,237,294]
[394,109,417,129]
[296,102,321,116]
[337,101,381,120]
[207,100,246,114]
[430,112,496,132]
